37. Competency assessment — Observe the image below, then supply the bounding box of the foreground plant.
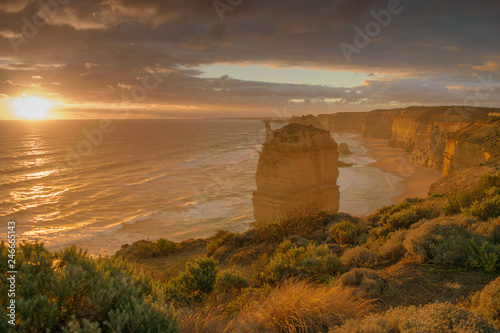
[0,242,179,333]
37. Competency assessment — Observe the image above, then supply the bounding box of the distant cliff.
[442,114,500,176]
[289,106,500,176]
[316,112,369,133]
[252,124,340,224]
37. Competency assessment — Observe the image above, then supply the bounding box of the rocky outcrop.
[338,142,352,155]
[290,113,368,133]
[442,115,500,176]
[289,114,325,129]
[252,124,340,225]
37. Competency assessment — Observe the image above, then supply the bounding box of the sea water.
[0,120,369,255]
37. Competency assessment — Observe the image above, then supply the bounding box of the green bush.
[214,272,249,294]
[206,230,235,256]
[264,222,283,242]
[329,220,360,245]
[384,208,421,231]
[375,230,408,263]
[469,240,500,272]
[340,246,378,268]
[368,198,441,240]
[464,193,500,220]
[338,268,387,296]
[156,238,177,255]
[443,175,500,217]
[166,258,218,305]
[0,242,179,333]
[403,216,485,266]
[468,277,500,330]
[263,243,343,283]
[336,302,496,332]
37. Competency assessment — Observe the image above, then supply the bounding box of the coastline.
[363,140,442,203]
[336,136,441,217]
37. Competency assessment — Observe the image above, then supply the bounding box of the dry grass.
[232,279,375,333]
[179,307,233,333]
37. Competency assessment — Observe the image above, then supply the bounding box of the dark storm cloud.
[0,0,499,117]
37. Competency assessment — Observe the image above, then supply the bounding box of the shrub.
[340,246,378,268]
[469,217,500,243]
[156,238,177,255]
[336,302,496,332]
[279,210,331,238]
[403,216,485,266]
[0,242,179,333]
[368,198,441,240]
[264,243,343,283]
[464,194,500,220]
[166,258,219,305]
[338,268,387,297]
[375,230,407,263]
[235,280,375,333]
[264,222,284,242]
[384,208,421,231]
[469,240,500,272]
[206,230,235,256]
[329,220,360,245]
[443,176,500,217]
[214,272,249,294]
[468,277,500,330]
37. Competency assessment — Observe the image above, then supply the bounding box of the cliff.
[388,107,497,170]
[287,106,500,175]
[317,112,368,133]
[362,109,403,139]
[442,115,500,176]
[252,123,340,224]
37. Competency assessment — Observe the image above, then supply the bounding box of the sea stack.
[252,123,340,225]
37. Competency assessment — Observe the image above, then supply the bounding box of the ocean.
[0,119,383,256]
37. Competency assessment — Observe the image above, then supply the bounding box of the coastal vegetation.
[1,173,499,332]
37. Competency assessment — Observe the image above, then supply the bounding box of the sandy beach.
[336,135,442,216]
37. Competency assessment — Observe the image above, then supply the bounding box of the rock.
[338,142,352,155]
[288,235,309,247]
[252,123,340,225]
[289,114,324,129]
[264,121,273,140]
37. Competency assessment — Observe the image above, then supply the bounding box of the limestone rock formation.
[442,115,500,176]
[289,114,325,129]
[252,124,340,225]
[317,112,369,133]
[338,142,352,155]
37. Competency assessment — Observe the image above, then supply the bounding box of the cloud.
[0,0,499,117]
[472,61,500,72]
[0,0,36,13]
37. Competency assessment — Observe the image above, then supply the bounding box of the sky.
[0,0,499,119]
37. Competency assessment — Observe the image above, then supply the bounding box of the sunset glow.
[13,96,53,120]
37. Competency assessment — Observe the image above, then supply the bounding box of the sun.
[13,96,53,120]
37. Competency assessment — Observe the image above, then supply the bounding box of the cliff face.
[286,107,499,176]
[317,112,368,133]
[442,115,500,176]
[252,124,340,224]
[389,107,495,170]
[362,109,403,139]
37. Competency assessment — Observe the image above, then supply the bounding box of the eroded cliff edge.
[252,124,340,225]
[289,106,500,177]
